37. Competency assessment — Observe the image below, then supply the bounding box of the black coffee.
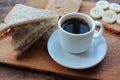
[62,18,90,34]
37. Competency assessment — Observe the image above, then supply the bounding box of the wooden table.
[0,0,120,80]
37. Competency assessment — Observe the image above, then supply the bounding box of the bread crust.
[0,4,58,34]
[15,24,53,59]
[5,4,22,22]
[0,4,59,59]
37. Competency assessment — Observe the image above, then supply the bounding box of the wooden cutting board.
[26,0,82,16]
[81,1,120,34]
[0,1,120,80]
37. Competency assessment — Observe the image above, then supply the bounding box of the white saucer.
[47,29,107,69]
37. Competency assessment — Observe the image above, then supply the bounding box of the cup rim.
[58,12,95,36]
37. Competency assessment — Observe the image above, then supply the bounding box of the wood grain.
[0,1,120,80]
[46,0,82,16]
[26,0,83,16]
[0,2,120,80]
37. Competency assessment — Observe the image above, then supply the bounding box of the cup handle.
[93,21,104,39]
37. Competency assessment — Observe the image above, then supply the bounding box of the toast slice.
[12,22,54,58]
[0,4,58,34]
[0,4,59,59]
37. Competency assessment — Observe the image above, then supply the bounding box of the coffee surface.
[62,18,90,34]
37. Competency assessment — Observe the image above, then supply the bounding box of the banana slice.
[116,14,120,24]
[90,6,104,19]
[102,10,117,23]
[96,1,109,9]
[109,3,120,12]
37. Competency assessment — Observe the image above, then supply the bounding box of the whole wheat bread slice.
[14,23,54,59]
[0,4,58,34]
[0,4,59,59]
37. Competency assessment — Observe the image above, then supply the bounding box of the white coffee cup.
[58,12,104,54]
